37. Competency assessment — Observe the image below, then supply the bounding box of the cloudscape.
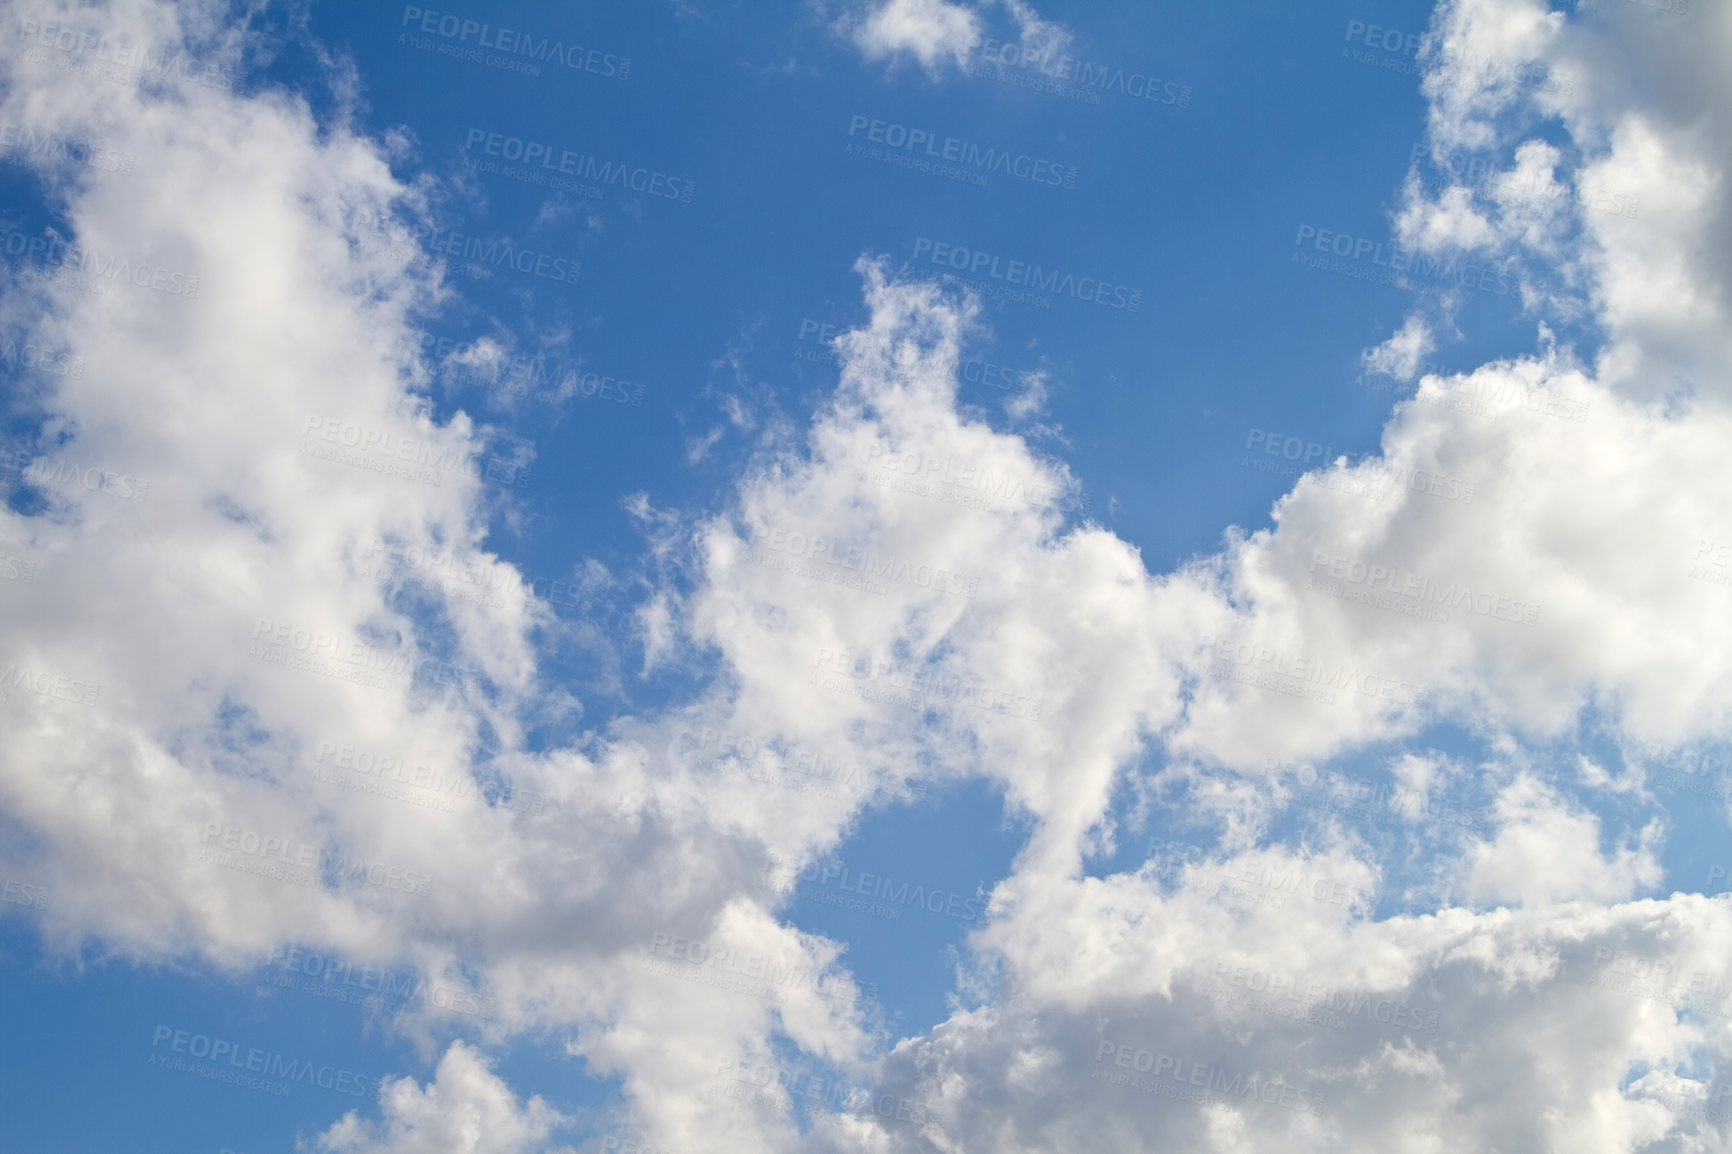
[1,0,1730,1151]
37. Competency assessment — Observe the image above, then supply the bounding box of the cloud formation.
[846,0,982,70]
[313,1042,573,1154]
[3,0,1732,1150]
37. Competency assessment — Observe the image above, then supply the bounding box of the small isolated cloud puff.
[1364,316,1436,381]
[310,1042,573,1154]
[849,0,981,70]
[844,0,1074,74]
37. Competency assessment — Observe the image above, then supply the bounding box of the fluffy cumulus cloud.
[839,0,1071,74]
[844,0,982,70]
[823,2,1732,1149]
[5,0,1732,1151]
[1363,316,1436,381]
[0,0,874,1145]
[313,1042,572,1154]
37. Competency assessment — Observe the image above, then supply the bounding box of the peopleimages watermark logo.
[1577,943,1732,1014]
[0,337,83,378]
[0,445,151,503]
[1092,1040,1326,1115]
[1239,427,1477,504]
[1339,19,1573,94]
[361,539,512,613]
[643,931,878,1009]
[0,225,199,299]
[297,415,467,488]
[844,114,1078,190]
[463,127,694,203]
[421,335,646,407]
[794,318,848,367]
[1205,961,1441,1034]
[16,18,236,91]
[809,647,1045,722]
[0,663,101,707]
[704,1056,942,1138]
[1,876,48,910]
[764,855,983,923]
[909,237,1142,312]
[248,616,488,695]
[676,726,928,803]
[747,522,979,599]
[311,736,547,816]
[398,6,630,79]
[961,357,1025,391]
[1292,223,1515,300]
[148,1025,380,1099]
[710,1055,875,1116]
[196,822,435,896]
[262,945,498,1020]
[315,741,477,814]
[0,121,135,175]
[405,225,581,285]
[1306,550,1539,627]
[1203,636,1423,708]
[1577,0,1690,15]
[966,38,1192,110]
[598,1140,685,1154]
[1689,539,1732,592]
[858,440,1090,517]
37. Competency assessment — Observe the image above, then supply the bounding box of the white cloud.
[1418,0,1570,154]
[1403,0,1732,399]
[0,8,876,1150]
[849,885,1732,1151]
[6,0,1732,1150]
[1364,316,1436,381]
[999,0,1072,63]
[847,0,982,70]
[841,0,1073,75]
[1463,775,1663,907]
[311,1042,573,1154]
[1396,182,1497,251]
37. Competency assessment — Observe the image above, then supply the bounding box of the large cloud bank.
[2,0,1731,1151]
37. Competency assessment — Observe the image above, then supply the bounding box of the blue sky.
[2,1,1731,1151]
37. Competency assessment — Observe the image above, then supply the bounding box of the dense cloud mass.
[2,0,1731,1150]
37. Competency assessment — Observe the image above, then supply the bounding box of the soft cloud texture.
[4,0,1732,1150]
[841,0,1072,74]
[847,0,981,70]
[313,1042,573,1154]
